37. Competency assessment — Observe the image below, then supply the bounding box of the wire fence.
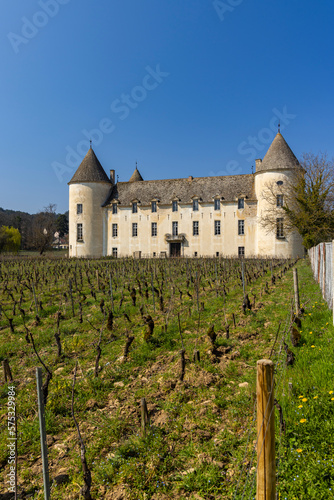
[308,241,333,311]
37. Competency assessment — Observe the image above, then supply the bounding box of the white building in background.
[68,132,304,258]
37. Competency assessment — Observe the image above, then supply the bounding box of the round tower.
[254,132,304,258]
[68,147,112,258]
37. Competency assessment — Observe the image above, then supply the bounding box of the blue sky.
[1,0,334,214]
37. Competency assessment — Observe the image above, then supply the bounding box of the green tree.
[284,153,334,249]
[0,226,21,253]
[284,173,334,249]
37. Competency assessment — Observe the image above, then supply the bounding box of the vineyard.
[0,255,334,499]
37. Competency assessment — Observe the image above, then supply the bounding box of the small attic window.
[214,199,220,210]
[238,198,244,209]
[132,202,138,214]
[193,199,199,211]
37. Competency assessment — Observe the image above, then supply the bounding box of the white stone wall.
[107,199,259,257]
[254,170,304,258]
[69,182,111,258]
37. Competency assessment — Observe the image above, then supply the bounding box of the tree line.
[0,204,68,254]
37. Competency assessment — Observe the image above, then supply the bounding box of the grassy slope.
[0,258,333,499]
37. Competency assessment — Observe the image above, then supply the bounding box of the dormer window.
[214,198,220,210]
[132,202,138,214]
[112,203,118,214]
[193,199,199,211]
[238,198,244,209]
[151,201,157,213]
[172,200,178,212]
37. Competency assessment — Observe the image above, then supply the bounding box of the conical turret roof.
[129,166,144,182]
[257,133,299,172]
[68,148,111,184]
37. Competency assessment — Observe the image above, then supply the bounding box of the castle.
[68,132,304,258]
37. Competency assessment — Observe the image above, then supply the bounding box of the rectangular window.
[153,252,156,257]
[112,247,118,258]
[112,203,118,214]
[214,220,221,235]
[132,223,138,237]
[77,223,83,241]
[132,202,138,213]
[238,220,245,235]
[151,201,157,212]
[216,252,219,257]
[194,251,198,257]
[238,246,245,257]
[151,222,157,237]
[276,218,284,238]
[238,198,244,209]
[214,199,220,210]
[112,223,118,237]
[172,221,178,236]
[77,203,83,214]
[276,194,284,207]
[193,199,199,211]
[193,221,199,236]
[172,200,178,212]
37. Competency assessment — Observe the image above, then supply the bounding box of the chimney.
[110,169,115,184]
[255,159,262,172]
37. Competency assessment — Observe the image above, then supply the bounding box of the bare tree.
[28,204,57,254]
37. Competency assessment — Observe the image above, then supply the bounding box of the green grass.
[0,255,333,498]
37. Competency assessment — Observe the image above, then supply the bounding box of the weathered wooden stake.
[193,349,200,362]
[293,268,300,316]
[32,283,39,315]
[141,397,150,435]
[241,261,246,298]
[3,359,13,382]
[151,271,156,313]
[109,273,114,312]
[179,349,186,381]
[36,368,51,500]
[69,278,75,318]
[256,359,275,500]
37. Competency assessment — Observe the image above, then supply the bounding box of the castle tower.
[68,147,112,257]
[254,132,304,257]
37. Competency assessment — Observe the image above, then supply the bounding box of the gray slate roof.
[129,167,144,182]
[68,148,111,184]
[257,133,299,172]
[103,174,255,207]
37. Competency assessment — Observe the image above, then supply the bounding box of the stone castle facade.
[68,132,304,258]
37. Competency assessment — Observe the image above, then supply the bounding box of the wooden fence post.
[257,359,275,500]
[36,368,51,500]
[332,241,334,326]
[293,268,300,315]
